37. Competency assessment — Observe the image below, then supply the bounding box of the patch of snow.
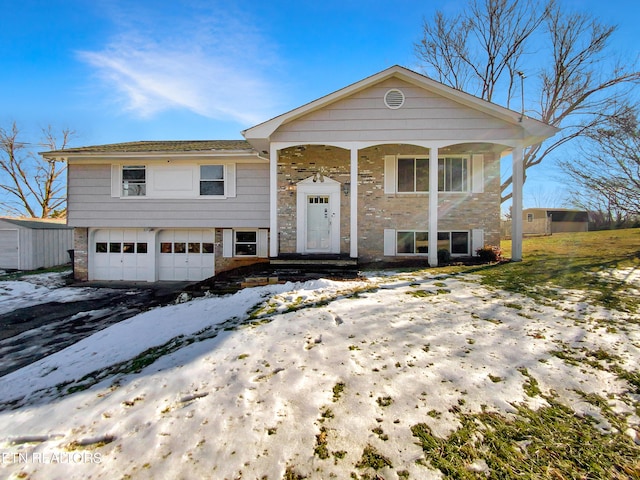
[0,271,115,315]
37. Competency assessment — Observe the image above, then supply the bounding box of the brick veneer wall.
[277,144,501,262]
[73,227,89,281]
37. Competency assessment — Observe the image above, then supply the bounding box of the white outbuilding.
[0,218,73,271]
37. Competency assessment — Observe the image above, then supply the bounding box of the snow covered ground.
[0,271,118,315]
[0,269,639,479]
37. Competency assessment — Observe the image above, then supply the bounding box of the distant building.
[0,218,73,270]
[524,208,589,234]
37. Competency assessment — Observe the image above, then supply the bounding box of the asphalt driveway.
[0,282,189,377]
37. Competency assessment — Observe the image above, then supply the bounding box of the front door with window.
[306,195,331,251]
[296,177,341,254]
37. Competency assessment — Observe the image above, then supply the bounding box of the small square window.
[174,243,186,253]
[200,165,225,195]
[396,231,415,254]
[451,232,469,254]
[109,242,121,253]
[123,242,135,253]
[235,231,258,256]
[96,242,108,253]
[161,242,173,253]
[122,166,146,196]
[202,243,214,254]
[188,242,201,254]
[137,243,148,254]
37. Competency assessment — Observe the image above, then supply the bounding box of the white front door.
[296,176,341,254]
[306,195,331,251]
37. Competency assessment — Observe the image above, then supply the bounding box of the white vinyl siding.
[110,163,237,200]
[68,163,268,228]
[271,78,523,144]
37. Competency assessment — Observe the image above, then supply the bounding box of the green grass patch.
[354,444,393,472]
[411,398,640,479]
[475,230,640,313]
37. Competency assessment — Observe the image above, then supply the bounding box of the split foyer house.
[42,66,558,282]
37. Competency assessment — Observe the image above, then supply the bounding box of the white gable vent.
[384,89,405,109]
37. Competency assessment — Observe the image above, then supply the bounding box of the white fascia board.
[59,151,265,164]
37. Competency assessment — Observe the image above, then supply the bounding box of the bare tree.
[560,103,640,223]
[0,123,75,218]
[415,0,640,203]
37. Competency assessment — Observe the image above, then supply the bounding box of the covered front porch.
[266,141,514,267]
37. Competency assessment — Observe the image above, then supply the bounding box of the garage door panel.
[91,229,149,281]
[158,230,214,281]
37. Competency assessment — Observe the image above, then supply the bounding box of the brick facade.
[73,227,89,281]
[276,144,501,262]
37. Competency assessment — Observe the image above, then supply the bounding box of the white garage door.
[92,229,149,281]
[0,230,19,269]
[158,230,214,281]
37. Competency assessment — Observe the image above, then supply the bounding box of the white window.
[122,166,146,196]
[397,158,429,193]
[392,230,469,255]
[396,231,429,254]
[438,157,468,192]
[439,231,469,254]
[385,155,471,194]
[527,213,534,222]
[222,229,268,258]
[200,165,225,196]
[234,231,258,256]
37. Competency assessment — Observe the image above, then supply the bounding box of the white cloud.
[77,4,281,126]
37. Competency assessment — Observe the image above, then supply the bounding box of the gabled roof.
[42,140,254,159]
[242,65,558,152]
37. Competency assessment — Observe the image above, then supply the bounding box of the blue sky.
[1,0,639,208]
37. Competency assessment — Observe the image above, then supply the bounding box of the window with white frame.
[397,157,429,193]
[439,231,469,254]
[396,231,429,254]
[234,231,258,256]
[200,165,225,196]
[395,230,469,255]
[438,157,468,192]
[122,166,146,196]
[386,155,471,194]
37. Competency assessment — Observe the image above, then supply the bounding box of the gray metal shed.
[0,218,73,270]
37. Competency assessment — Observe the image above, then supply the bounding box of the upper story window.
[438,157,468,192]
[200,165,225,196]
[122,166,146,196]
[397,158,429,193]
[386,155,471,194]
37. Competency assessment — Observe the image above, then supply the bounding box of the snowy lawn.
[0,267,639,479]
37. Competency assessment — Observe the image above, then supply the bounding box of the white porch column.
[350,147,358,258]
[428,147,439,267]
[269,144,279,257]
[511,145,524,261]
